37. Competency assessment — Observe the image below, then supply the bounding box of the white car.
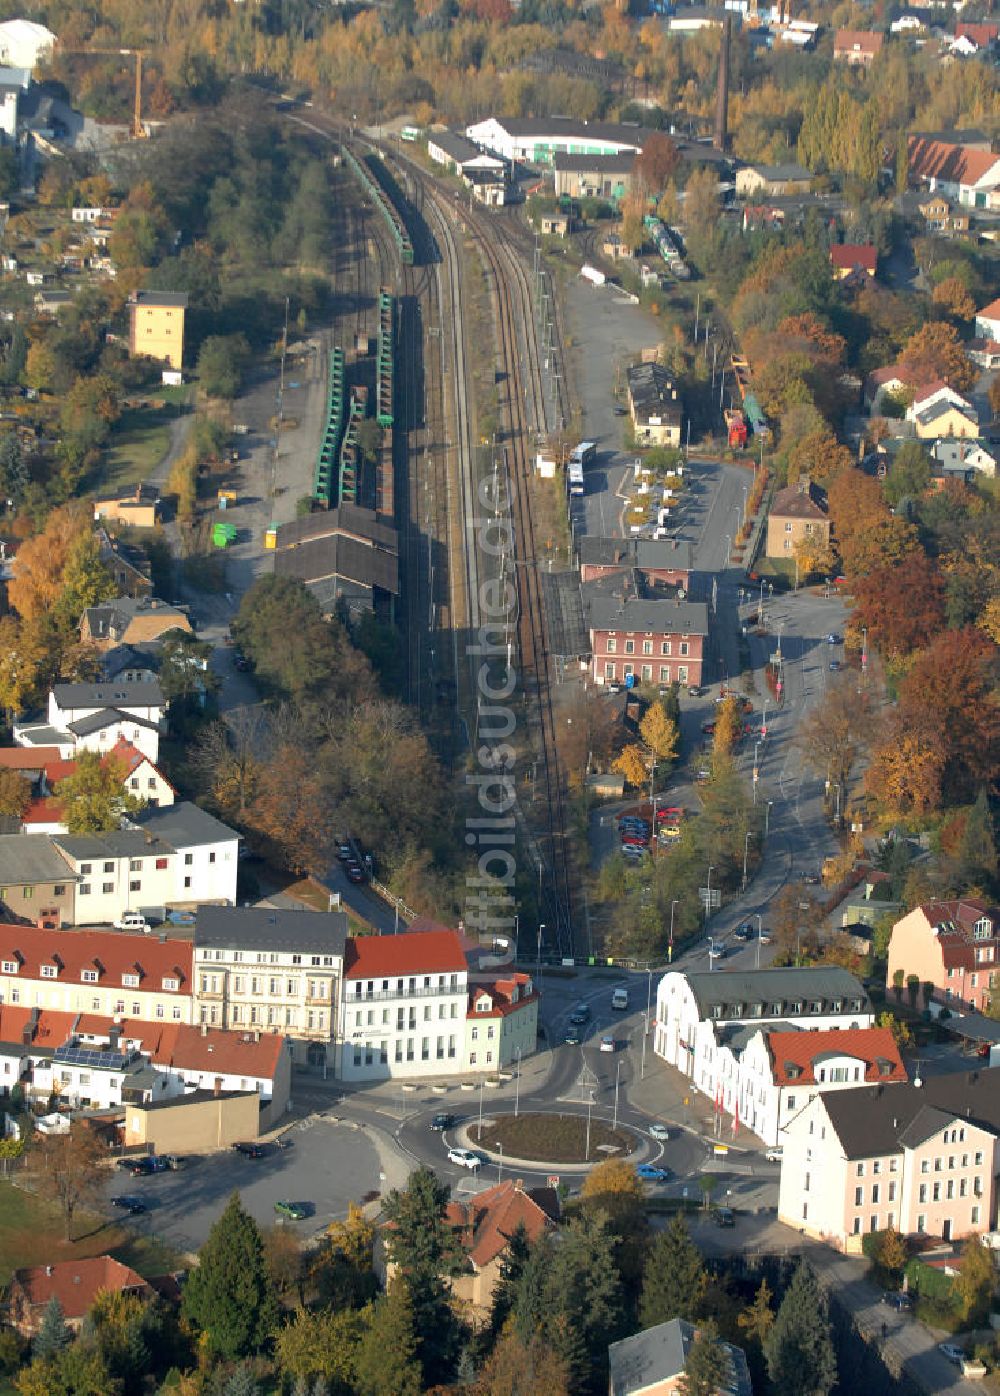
[765,1147,783,1162]
[649,1123,670,1140]
[447,1147,482,1170]
[600,1035,616,1053]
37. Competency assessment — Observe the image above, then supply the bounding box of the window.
[917,1215,926,1234]
[659,666,670,682]
[81,969,98,983]
[41,965,57,979]
[155,857,168,870]
[102,883,113,894]
[871,1184,880,1204]
[129,859,142,873]
[919,1183,928,1204]
[209,851,216,864]
[162,977,178,991]
[853,1217,861,1235]
[122,973,139,988]
[183,877,191,889]
[184,853,193,866]
[606,638,617,654]
[972,1205,981,1225]
[679,642,689,656]
[947,1180,955,1200]
[888,1181,896,1201]
[53,885,65,897]
[80,863,92,875]
[661,640,672,656]
[933,1183,941,1201]
[854,1186,862,1206]
[624,639,635,655]
[79,884,91,896]
[0,961,16,975]
[975,1151,984,1165]
[129,880,141,893]
[856,1163,864,1177]
[921,1160,929,1174]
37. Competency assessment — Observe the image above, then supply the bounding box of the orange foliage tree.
[899,321,976,394]
[849,554,946,659]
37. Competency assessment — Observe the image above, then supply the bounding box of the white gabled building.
[653,966,875,1112]
[465,115,647,166]
[14,681,167,764]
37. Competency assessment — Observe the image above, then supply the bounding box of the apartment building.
[193,906,347,1068]
[341,929,469,1081]
[128,291,187,371]
[778,1084,996,1252]
[887,898,999,1015]
[464,973,538,1070]
[653,966,874,1108]
[0,924,193,1023]
[14,680,167,763]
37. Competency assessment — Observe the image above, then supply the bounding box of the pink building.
[578,536,692,589]
[585,588,709,689]
[887,899,999,1015]
[779,1082,997,1252]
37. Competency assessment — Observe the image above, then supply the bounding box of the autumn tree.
[954,1237,996,1326]
[579,1159,649,1288]
[795,675,870,792]
[312,1202,378,1311]
[633,132,680,193]
[849,554,945,659]
[275,1305,363,1388]
[613,743,648,790]
[931,276,975,321]
[0,616,46,718]
[865,728,945,818]
[684,166,721,245]
[55,751,146,835]
[192,709,266,820]
[473,1330,570,1396]
[7,501,93,626]
[712,697,740,758]
[640,701,679,763]
[30,1123,106,1241]
[899,320,976,394]
[0,768,30,818]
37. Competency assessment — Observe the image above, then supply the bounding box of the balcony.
[346,983,464,1004]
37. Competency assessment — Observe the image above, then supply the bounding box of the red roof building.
[830,244,877,280]
[9,1256,153,1336]
[833,29,883,64]
[343,929,467,980]
[907,138,1000,204]
[888,899,999,1014]
[955,21,999,47]
[444,1181,558,1312]
[466,972,539,1070]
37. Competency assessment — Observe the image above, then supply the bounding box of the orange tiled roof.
[12,1256,150,1320]
[907,138,1000,188]
[0,925,192,992]
[445,1181,554,1270]
[344,929,467,979]
[764,1026,906,1087]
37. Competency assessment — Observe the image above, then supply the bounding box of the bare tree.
[796,674,872,793]
[30,1124,107,1240]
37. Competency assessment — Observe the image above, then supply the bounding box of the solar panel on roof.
[53,1046,131,1070]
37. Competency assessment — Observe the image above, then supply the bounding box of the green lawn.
[99,405,175,495]
[0,1179,182,1286]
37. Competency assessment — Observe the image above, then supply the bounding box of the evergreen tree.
[489,1222,532,1339]
[540,1211,625,1396]
[640,1216,708,1328]
[380,1166,463,1385]
[181,1192,279,1360]
[512,1233,554,1343]
[764,1262,837,1396]
[0,431,25,510]
[33,1296,69,1359]
[678,1322,731,1396]
[354,1282,422,1396]
[223,1366,259,1396]
[958,789,998,891]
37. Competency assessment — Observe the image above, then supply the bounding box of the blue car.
[637,1164,671,1181]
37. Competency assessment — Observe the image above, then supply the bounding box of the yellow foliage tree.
[639,702,679,762]
[613,743,649,789]
[713,697,740,757]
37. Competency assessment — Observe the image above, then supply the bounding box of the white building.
[340,928,469,1080]
[464,972,538,1071]
[0,66,29,140]
[14,680,167,763]
[653,967,875,1110]
[0,21,55,72]
[465,115,646,166]
[193,905,346,1068]
[975,297,1000,343]
[722,1024,906,1148]
[53,800,239,923]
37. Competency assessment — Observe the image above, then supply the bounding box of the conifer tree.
[640,1215,708,1328]
[33,1296,69,1359]
[354,1282,422,1396]
[181,1192,279,1360]
[764,1262,836,1396]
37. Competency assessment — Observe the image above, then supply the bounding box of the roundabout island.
[466,1111,636,1167]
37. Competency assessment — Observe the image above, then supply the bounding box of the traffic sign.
[547,1175,559,1189]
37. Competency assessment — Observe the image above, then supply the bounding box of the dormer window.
[162,976,179,991]
[810,1001,823,1014]
[1,961,17,975]
[711,1004,723,1019]
[122,973,140,988]
[974,918,993,941]
[772,1001,784,1015]
[791,1000,804,1014]
[732,1003,744,1017]
[850,999,863,1012]
[81,969,98,983]
[751,1002,764,1016]
[41,964,57,979]
[831,999,843,1012]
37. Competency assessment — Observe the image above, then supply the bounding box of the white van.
[114,912,150,933]
[611,987,630,1011]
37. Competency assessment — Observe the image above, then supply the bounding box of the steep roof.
[0,924,191,990]
[0,834,76,885]
[468,973,536,1019]
[609,1318,752,1396]
[830,243,877,272]
[344,929,467,980]
[196,905,347,957]
[834,28,883,53]
[907,137,1000,189]
[820,1083,998,1159]
[764,1026,906,1087]
[12,1256,150,1320]
[584,589,709,637]
[152,1023,285,1080]
[977,297,1000,322]
[770,480,828,520]
[0,1006,79,1053]
[445,1180,555,1270]
[52,680,164,710]
[682,966,869,1021]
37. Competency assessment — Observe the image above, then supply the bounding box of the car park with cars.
[882,1292,913,1311]
[129,1155,169,1176]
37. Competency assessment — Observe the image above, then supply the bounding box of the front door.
[942,1218,952,1242]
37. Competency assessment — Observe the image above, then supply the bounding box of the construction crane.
[55,45,148,139]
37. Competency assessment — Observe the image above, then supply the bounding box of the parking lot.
[104,1113,381,1253]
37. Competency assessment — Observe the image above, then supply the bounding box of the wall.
[592,629,704,688]
[0,879,75,926]
[129,305,185,370]
[340,978,469,1081]
[125,1091,260,1151]
[765,514,830,559]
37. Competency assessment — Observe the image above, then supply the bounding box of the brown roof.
[769,481,828,521]
[907,138,1000,189]
[0,925,192,992]
[70,1013,285,1080]
[834,29,883,53]
[445,1181,555,1270]
[0,747,63,770]
[830,244,877,272]
[12,1256,150,1320]
[468,973,537,1019]
[344,929,467,980]
[978,297,1000,322]
[764,1026,906,1087]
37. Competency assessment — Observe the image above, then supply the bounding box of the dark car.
[129,1156,168,1176]
[714,1207,736,1227]
[565,1026,583,1045]
[430,1113,456,1131]
[336,844,353,861]
[613,405,627,416]
[345,862,366,884]
[733,922,754,942]
[882,1292,913,1311]
[829,659,841,671]
[701,721,716,735]
[112,1196,148,1214]
[232,1142,265,1159]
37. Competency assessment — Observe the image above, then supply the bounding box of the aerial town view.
[0,1,994,1392]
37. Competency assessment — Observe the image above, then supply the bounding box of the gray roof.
[127,801,238,850]
[821,1086,981,1160]
[744,161,811,182]
[477,116,650,148]
[54,829,170,862]
[609,1318,751,1396]
[932,439,995,467]
[100,644,162,679]
[15,725,69,747]
[683,966,869,1020]
[67,708,160,737]
[133,1087,256,1112]
[196,905,348,957]
[553,152,636,175]
[0,834,76,886]
[918,1064,1000,1135]
[133,291,188,308]
[274,506,399,597]
[915,400,977,428]
[579,536,693,573]
[585,590,709,637]
[627,361,682,426]
[52,680,164,710]
[429,130,484,166]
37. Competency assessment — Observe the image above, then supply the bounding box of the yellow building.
[128,291,187,371]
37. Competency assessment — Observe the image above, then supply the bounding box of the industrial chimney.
[714,16,732,153]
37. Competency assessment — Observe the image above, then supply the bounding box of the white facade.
[653,968,875,1113]
[0,21,55,72]
[975,303,1000,342]
[906,384,974,424]
[341,968,468,1080]
[465,116,643,166]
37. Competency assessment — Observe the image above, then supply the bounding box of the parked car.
[701,721,716,735]
[765,1147,783,1162]
[613,405,627,416]
[114,912,149,933]
[447,1147,482,1170]
[696,768,711,783]
[569,1007,590,1025]
[714,1207,736,1227]
[687,685,701,697]
[657,806,684,823]
[232,1142,265,1159]
[164,1155,188,1171]
[637,1164,671,1181]
[345,862,366,884]
[336,844,353,861]
[430,1113,456,1131]
[129,1156,169,1176]
[882,1292,913,1311]
[708,942,726,960]
[939,1343,966,1367]
[600,1035,616,1053]
[759,928,771,944]
[111,1196,147,1214]
[274,1199,308,1220]
[649,1123,670,1140]
[829,659,841,671]
[826,633,840,645]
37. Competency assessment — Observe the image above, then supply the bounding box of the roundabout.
[464,1110,637,1168]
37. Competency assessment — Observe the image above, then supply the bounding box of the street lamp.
[514,1046,522,1118]
[765,800,774,837]
[668,899,678,964]
[724,534,731,562]
[756,912,763,969]
[742,831,754,891]
[613,1060,622,1130]
[642,965,656,1080]
[753,741,760,805]
[705,865,715,929]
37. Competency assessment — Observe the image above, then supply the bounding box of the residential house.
[553,152,635,202]
[445,1181,557,1315]
[765,476,830,560]
[864,363,915,413]
[907,137,1000,209]
[830,244,877,280]
[975,297,1000,343]
[13,679,167,763]
[653,966,874,1108]
[0,923,193,1023]
[80,596,192,650]
[906,382,978,440]
[918,196,970,234]
[734,162,813,198]
[92,482,161,530]
[627,361,682,447]
[0,67,29,139]
[0,835,77,924]
[54,800,239,921]
[97,529,154,598]
[34,288,70,315]
[578,536,693,590]
[969,339,1000,371]
[193,905,347,1067]
[17,740,176,835]
[954,20,998,48]
[128,291,187,371]
[728,1025,906,1148]
[608,1318,752,1396]
[778,1084,996,1251]
[465,973,538,1070]
[0,19,55,72]
[9,1257,153,1339]
[931,439,997,481]
[668,7,728,32]
[583,579,709,689]
[833,29,883,65]
[341,928,469,1080]
[887,899,999,1016]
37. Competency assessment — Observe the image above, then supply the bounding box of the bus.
[571,441,597,468]
[567,461,585,496]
